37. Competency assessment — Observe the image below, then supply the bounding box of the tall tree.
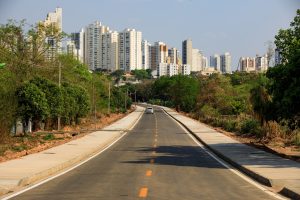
[267,9,300,126]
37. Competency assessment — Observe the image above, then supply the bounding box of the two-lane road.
[9,107,280,199]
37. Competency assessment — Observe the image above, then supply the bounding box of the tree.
[169,75,199,112]
[267,9,300,126]
[16,82,50,131]
[132,69,151,80]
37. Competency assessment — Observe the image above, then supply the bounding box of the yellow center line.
[139,187,148,198]
[152,151,156,155]
[146,170,152,177]
[150,158,155,164]
[153,143,157,148]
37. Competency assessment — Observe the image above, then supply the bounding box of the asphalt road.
[10,107,278,200]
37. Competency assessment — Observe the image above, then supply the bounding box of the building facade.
[220,52,231,74]
[239,57,256,72]
[142,40,151,70]
[41,7,62,60]
[182,39,192,67]
[119,29,142,71]
[210,54,221,72]
[102,31,119,71]
[84,21,109,70]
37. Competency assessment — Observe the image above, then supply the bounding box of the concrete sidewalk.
[0,106,145,197]
[162,106,300,200]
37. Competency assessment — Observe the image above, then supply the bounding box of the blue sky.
[0,0,299,69]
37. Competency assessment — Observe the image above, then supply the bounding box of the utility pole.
[57,61,61,131]
[108,82,111,114]
[93,78,96,130]
[135,89,137,108]
[124,88,128,111]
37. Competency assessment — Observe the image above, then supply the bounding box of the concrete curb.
[0,107,145,197]
[161,107,300,200]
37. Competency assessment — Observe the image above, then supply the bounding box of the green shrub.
[292,129,300,146]
[241,119,261,136]
[43,133,55,140]
[223,119,237,132]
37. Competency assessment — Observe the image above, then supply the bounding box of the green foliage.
[16,82,50,122]
[240,119,261,136]
[42,133,55,141]
[266,9,300,127]
[131,69,151,80]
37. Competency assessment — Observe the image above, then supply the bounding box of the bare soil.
[0,109,133,163]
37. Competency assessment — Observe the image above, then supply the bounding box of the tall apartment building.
[192,49,203,72]
[66,40,76,57]
[255,54,268,72]
[182,39,192,67]
[119,29,142,71]
[240,57,256,72]
[220,52,231,74]
[102,31,119,71]
[142,40,151,70]
[41,7,62,60]
[153,42,168,68]
[210,54,221,72]
[84,21,109,70]
[168,47,178,64]
[70,29,84,62]
[202,56,208,69]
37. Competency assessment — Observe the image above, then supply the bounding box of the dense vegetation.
[0,20,131,139]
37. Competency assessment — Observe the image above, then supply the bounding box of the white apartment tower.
[154,42,168,68]
[70,29,85,62]
[255,54,268,72]
[220,52,231,74]
[102,31,119,71]
[84,21,109,70]
[210,54,221,72]
[168,47,178,64]
[142,40,151,70]
[192,49,203,72]
[119,29,142,71]
[41,7,62,60]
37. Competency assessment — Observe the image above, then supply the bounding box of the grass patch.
[42,133,55,141]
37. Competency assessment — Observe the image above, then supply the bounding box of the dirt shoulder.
[0,109,134,163]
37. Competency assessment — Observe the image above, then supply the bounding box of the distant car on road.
[145,107,154,114]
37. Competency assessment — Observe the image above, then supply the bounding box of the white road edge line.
[2,109,144,200]
[162,108,287,200]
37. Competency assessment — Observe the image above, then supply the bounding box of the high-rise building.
[66,40,76,57]
[102,31,119,71]
[202,56,208,69]
[70,29,84,62]
[153,42,168,68]
[142,40,151,70]
[41,7,62,60]
[168,47,178,64]
[255,54,268,72]
[240,57,256,72]
[192,49,203,72]
[84,21,109,70]
[220,52,231,74]
[182,39,192,67]
[210,54,221,72]
[119,29,142,71]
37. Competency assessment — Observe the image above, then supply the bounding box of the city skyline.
[0,0,299,70]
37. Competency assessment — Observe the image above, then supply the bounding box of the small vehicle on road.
[145,107,154,114]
